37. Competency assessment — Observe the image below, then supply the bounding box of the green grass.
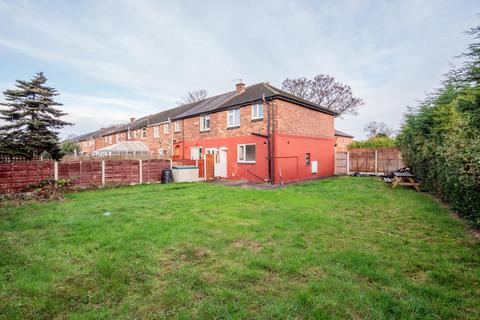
[1,177,479,319]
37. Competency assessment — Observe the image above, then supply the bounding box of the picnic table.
[391,172,420,191]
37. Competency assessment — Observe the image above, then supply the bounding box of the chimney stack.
[236,82,245,94]
[130,117,136,123]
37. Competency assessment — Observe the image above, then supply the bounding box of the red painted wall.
[273,134,335,183]
[178,134,270,182]
[178,133,335,183]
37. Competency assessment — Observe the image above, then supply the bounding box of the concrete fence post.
[139,159,143,184]
[101,160,105,186]
[54,161,58,186]
[374,150,378,175]
[346,151,350,175]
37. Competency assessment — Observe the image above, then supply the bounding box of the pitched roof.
[74,81,338,140]
[335,130,354,138]
[174,82,337,119]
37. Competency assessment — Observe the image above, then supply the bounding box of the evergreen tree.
[0,72,71,159]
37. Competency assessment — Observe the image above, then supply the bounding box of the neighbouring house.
[334,130,354,152]
[74,82,341,183]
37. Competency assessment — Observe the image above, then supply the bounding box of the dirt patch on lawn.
[231,239,263,253]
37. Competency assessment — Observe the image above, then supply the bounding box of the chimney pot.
[236,82,245,94]
[130,117,136,123]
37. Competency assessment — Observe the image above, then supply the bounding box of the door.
[219,148,227,177]
[213,148,227,178]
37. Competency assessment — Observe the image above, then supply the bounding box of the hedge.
[397,24,480,227]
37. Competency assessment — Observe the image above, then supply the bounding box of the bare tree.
[364,121,394,137]
[178,89,208,105]
[281,74,364,117]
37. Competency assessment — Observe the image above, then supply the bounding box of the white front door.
[214,148,227,178]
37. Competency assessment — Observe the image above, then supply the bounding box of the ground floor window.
[191,147,203,160]
[238,144,256,163]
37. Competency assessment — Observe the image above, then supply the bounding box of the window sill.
[251,118,263,122]
[238,161,256,164]
[200,129,210,133]
[227,125,240,130]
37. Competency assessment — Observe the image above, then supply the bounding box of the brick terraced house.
[73,82,352,183]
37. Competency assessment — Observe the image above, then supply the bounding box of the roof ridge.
[262,82,280,95]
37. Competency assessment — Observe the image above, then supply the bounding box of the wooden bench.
[391,172,420,191]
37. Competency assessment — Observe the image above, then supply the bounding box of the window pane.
[258,104,263,118]
[245,145,255,161]
[235,109,240,125]
[238,145,245,161]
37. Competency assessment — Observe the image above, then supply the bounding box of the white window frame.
[141,128,147,139]
[200,115,210,132]
[108,135,112,144]
[191,146,203,160]
[115,133,120,142]
[252,103,264,120]
[164,123,169,134]
[227,109,240,128]
[237,143,256,163]
[174,121,181,132]
[153,126,159,138]
[127,131,131,139]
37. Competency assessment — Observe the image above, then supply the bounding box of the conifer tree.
[0,72,71,159]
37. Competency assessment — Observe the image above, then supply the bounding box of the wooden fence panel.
[335,152,348,175]
[335,148,405,175]
[0,161,54,191]
[0,158,199,193]
[142,159,170,183]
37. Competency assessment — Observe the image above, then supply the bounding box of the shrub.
[348,136,397,150]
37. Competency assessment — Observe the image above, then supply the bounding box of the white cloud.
[0,0,478,139]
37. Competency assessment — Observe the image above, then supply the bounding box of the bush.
[397,26,480,226]
[348,136,397,150]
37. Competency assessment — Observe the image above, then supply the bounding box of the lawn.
[1,177,479,319]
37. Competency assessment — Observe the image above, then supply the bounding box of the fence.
[335,147,405,175]
[0,159,171,193]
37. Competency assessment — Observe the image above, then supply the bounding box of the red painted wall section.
[273,133,335,184]
[178,134,269,182]
[178,133,335,183]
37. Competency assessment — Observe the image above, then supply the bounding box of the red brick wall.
[335,136,353,152]
[274,99,334,138]
[180,103,268,141]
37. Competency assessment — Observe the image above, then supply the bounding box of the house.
[74,82,339,183]
[334,130,354,152]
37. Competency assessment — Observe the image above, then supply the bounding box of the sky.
[0,0,478,139]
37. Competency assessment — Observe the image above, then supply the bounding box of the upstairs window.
[142,128,147,138]
[174,121,182,132]
[238,144,256,163]
[200,115,210,131]
[252,103,264,120]
[227,109,240,127]
[164,123,169,134]
[104,136,108,143]
[127,131,131,139]
[154,126,159,138]
[115,133,120,142]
